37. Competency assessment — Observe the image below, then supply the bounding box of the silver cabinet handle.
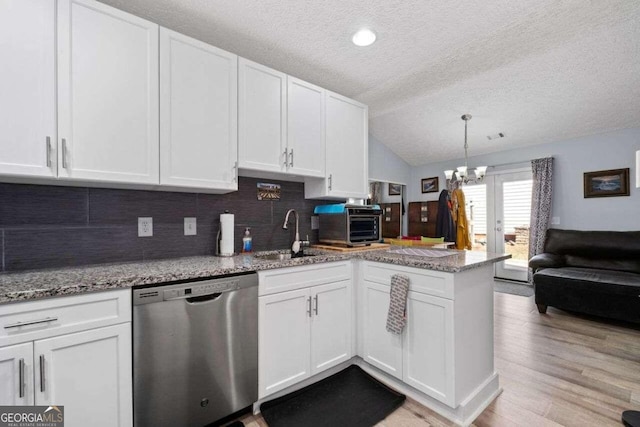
[39,355,45,392]
[18,358,25,398]
[232,161,238,182]
[46,137,52,167]
[314,295,318,315]
[61,138,68,169]
[283,150,289,168]
[289,149,294,168]
[307,296,312,317]
[4,317,58,329]
[328,174,333,191]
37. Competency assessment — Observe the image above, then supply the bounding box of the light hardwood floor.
[235,292,640,427]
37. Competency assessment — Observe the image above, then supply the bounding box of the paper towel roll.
[220,213,234,256]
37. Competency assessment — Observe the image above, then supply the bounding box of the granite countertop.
[0,247,510,304]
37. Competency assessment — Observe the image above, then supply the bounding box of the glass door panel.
[494,172,533,281]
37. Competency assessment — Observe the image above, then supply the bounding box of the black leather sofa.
[529,229,640,324]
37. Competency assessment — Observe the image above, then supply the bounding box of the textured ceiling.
[99,0,640,165]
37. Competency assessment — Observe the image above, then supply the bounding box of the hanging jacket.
[451,188,472,250]
[435,190,456,242]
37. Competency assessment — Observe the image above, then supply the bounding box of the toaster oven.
[315,204,382,246]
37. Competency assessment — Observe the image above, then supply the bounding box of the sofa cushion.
[544,229,640,259]
[564,255,640,275]
[534,267,640,297]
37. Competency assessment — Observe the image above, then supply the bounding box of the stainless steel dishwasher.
[132,272,258,427]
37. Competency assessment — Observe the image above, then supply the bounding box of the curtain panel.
[528,157,554,284]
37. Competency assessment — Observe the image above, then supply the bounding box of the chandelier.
[444,114,487,185]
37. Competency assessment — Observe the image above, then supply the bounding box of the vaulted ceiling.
[100,0,640,165]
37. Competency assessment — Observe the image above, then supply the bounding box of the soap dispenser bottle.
[242,227,253,253]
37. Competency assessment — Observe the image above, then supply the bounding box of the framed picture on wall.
[421,177,439,193]
[583,168,629,198]
[388,183,402,196]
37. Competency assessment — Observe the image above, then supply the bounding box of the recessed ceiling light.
[352,29,376,47]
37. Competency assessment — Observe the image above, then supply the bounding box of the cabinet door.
[57,0,159,185]
[0,342,33,405]
[238,58,287,173]
[361,281,403,379]
[310,280,351,375]
[287,77,325,177]
[259,288,311,398]
[34,323,132,427]
[325,91,368,198]
[160,28,238,191]
[403,291,454,405]
[0,0,56,178]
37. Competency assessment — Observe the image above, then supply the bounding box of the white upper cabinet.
[159,28,238,192]
[238,58,287,173]
[286,77,325,178]
[0,0,57,178]
[305,91,368,200]
[57,0,159,184]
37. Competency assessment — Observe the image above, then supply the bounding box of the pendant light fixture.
[444,114,487,185]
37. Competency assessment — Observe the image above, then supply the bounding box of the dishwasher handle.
[185,293,223,304]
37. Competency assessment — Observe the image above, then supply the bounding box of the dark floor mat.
[260,365,406,427]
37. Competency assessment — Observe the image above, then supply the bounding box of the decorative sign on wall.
[257,182,281,200]
[583,168,630,198]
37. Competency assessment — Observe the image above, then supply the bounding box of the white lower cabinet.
[403,291,454,406]
[0,342,34,405]
[360,262,456,406]
[0,290,132,427]
[259,288,312,397]
[361,280,403,379]
[258,263,352,398]
[310,281,352,373]
[35,324,132,427]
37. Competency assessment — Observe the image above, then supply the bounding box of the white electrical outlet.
[551,216,560,225]
[138,217,153,237]
[311,216,319,230]
[184,217,197,236]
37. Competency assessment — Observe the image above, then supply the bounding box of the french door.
[462,169,533,282]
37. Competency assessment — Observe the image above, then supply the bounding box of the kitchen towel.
[386,274,410,334]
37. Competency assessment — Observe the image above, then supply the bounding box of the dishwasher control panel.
[133,279,241,305]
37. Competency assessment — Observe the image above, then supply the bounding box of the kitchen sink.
[254,253,317,261]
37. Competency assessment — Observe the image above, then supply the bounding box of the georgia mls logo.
[0,405,64,427]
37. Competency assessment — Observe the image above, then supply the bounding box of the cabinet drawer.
[258,261,351,296]
[0,289,131,347]
[362,261,454,299]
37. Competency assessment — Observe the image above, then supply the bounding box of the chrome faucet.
[283,209,308,257]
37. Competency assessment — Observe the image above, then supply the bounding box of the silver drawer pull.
[314,294,318,315]
[4,317,58,329]
[46,136,52,167]
[39,355,45,392]
[18,358,25,398]
[289,149,294,168]
[307,296,312,317]
[62,138,68,169]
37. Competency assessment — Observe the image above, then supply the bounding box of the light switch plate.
[138,217,153,237]
[551,216,560,225]
[184,217,197,235]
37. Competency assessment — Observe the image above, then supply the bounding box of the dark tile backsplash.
[0,178,331,272]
